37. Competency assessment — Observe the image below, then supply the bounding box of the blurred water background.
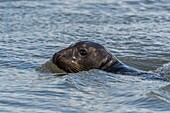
[0,0,170,112]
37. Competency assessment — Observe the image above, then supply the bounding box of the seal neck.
[99,56,116,71]
[103,58,139,74]
[102,59,120,72]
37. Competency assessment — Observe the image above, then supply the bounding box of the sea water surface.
[0,0,170,112]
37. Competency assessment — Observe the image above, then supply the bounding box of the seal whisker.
[66,62,80,73]
[70,64,85,72]
[77,66,86,71]
[69,63,86,72]
[70,65,82,72]
[68,67,75,73]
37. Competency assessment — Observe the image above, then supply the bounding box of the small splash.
[36,59,66,74]
[154,63,170,81]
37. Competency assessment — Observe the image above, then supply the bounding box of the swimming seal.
[52,41,148,75]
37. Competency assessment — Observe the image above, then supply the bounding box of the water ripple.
[0,0,170,112]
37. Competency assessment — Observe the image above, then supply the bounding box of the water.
[0,0,170,112]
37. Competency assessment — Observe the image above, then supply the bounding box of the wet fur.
[52,41,147,75]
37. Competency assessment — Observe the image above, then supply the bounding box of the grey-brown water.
[1,0,170,112]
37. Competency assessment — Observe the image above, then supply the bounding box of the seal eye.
[79,49,87,56]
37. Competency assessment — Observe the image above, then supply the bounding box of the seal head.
[52,41,117,73]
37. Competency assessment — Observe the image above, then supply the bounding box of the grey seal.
[52,41,145,75]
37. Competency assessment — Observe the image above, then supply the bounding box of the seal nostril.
[52,53,61,63]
